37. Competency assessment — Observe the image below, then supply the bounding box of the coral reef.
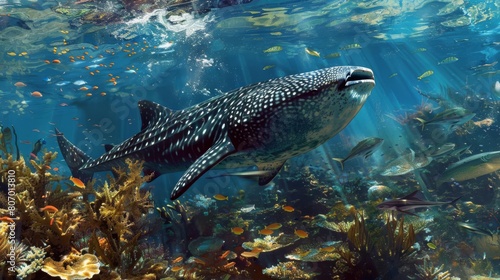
[242,233,300,252]
[262,261,319,279]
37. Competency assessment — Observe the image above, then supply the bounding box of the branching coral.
[413,258,451,280]
[86,159,157,277]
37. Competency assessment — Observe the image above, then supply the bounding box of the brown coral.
[42,253,100,280]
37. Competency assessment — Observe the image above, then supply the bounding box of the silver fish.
[377,190,461,216]
[414,107,475,131]
[457,222,493,238]
[437,151,500,185]
[333,137,384,169]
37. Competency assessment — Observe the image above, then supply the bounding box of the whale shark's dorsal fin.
[170,134,236,200]
[138,100,174,131]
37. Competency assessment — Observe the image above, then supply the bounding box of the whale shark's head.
[230,66,375,154]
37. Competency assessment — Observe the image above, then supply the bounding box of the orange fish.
[220,250,230,259]
[40,205,59,213]
[79,86,89,91]
[282,205,294,212]
[294,229,308,238]
[192,257,206,265]
[53,167,59,172]
[171,266,183,272]
[31,91,43,98]
[259,228,274,235]
[240,251,260,258]
[0,216,15,223]
[231,227,244,235]
[100,92,106,96]
[69,176,86,188]
[320,246,336,252]
[223,262,236,269]
[44,60,50,64]
[14,82,27,87]
[213,194,228,201]
[86,93,92,97]
[52,59,61,64]
[172,256,183,263]
[265,223,282,230]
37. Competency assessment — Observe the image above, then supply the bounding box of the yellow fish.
[305,48,320,57]
[263,65,275,70]
[427,242,437,250]
[7,52,16,56]
[263,46,283,53]
[438,56,458,65]
[270,32,282,36]
[213,194,228,201]
[417,70,434,80]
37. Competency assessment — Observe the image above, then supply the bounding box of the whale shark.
[57,66,375,199]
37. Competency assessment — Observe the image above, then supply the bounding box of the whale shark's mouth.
[344,67,375,88]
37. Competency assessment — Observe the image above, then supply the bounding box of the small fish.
[31,91,43,98]
[449,146,472,160]
[171,266,183,272]
[340,43,361,50]
[294,229,309,238]
[79,86,89,91]
[414,48,427,52]
[53,167,59,172]
[265,223,282,230]
[52,59,61,64]
[333,137,384,169]
[270,32,282,36]
[240,251,260,258]
[377,190,461,216]
[73,80,87,86]
[220,250,231,259]
[240,204,255,213]
[415,107,475,131]
[223,262,236,269]
[172,256,183,263]
[0,216,15,223]
[388,73,398,78]
[305,48,320,57]
[213,194,228,201]
[320,246,337,252]
[457,222,493,237]
[40,205,59,213]
[282,205,294,212]
[427,242,437,249]
[231,227,244,235]
[125,69,137,74]
[263,65,275,71]
[259,228,274,235]
[7,52,16,56]
[325,52,341,59]
[69,176,86,188]
[207,170,273,181]
[263,46,283,53]
[14,82,27,87]
[426,143,456,157]
[56,81,70,86]
[438,56,458,65]
[417,70,434,80]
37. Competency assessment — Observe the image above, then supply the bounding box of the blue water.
[1,0,500,279]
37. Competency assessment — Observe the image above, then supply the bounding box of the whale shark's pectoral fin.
[170,135,236,200]
[256,161,286,186]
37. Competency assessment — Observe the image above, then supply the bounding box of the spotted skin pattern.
[57,66,375,200]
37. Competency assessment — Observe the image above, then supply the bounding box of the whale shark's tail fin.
[55,128,94,184]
